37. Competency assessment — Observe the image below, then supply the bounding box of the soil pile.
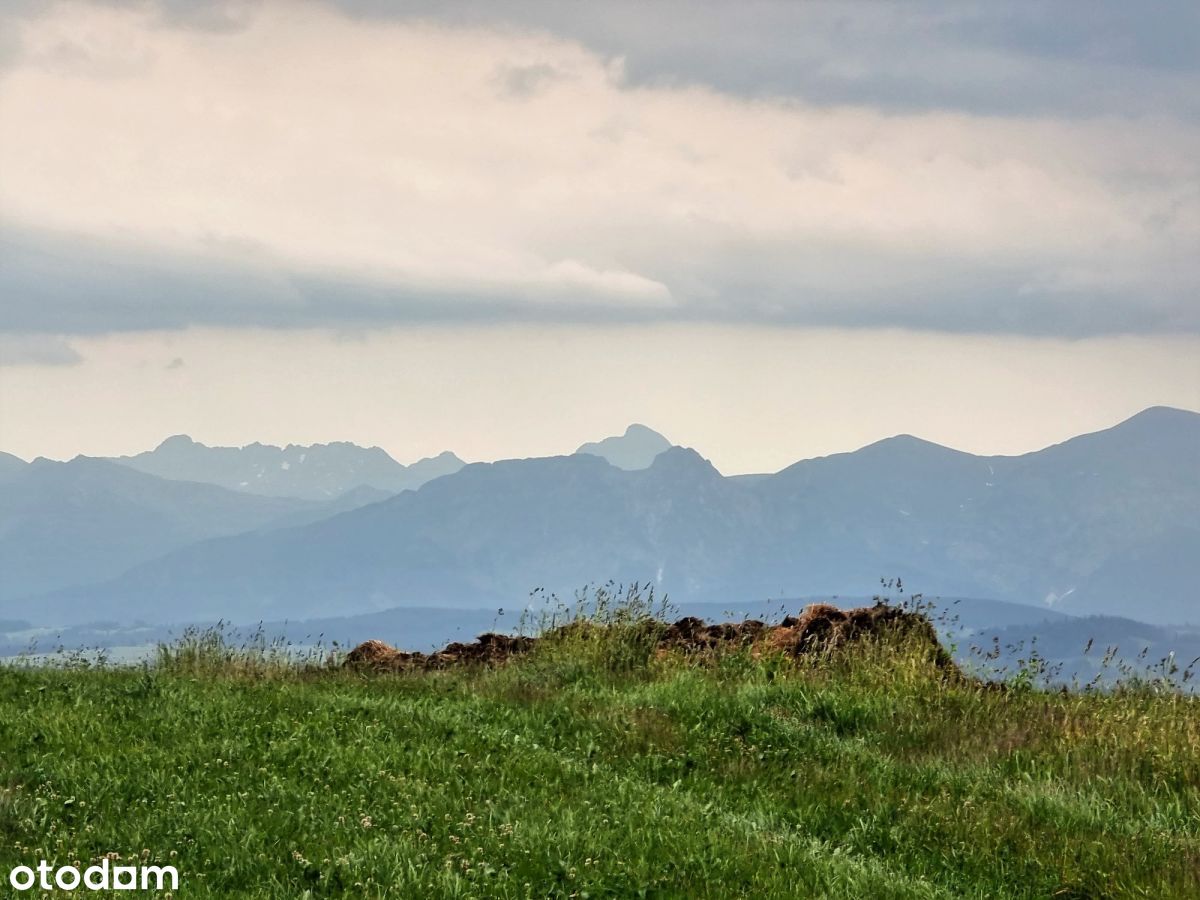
[344,601,953,674]
[344,632,535,670]
[659,616,769,651]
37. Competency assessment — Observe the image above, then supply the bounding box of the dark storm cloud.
[326,0,1200,118]
[3,225,1195,340]
[28,2,1194,118]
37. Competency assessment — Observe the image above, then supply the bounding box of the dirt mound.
[767,601,941,655]
[344,602,954,673]
[343,639,413,668]
[659,616,768,651]
[343,632,536,672]
[425,633,536,669]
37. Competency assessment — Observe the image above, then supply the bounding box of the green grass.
[1,620,1198,898]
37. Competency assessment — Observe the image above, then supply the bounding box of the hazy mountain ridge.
[0,456,317,602]
[575,424,673,470]
[111,434,464,500]
[17,407,1198,627]
[0,451,27,482]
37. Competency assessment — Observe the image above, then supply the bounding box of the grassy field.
[1,614,1199,898]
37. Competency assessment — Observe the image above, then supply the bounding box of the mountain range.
[0,457,312,602]
[111,435,465,499]
[0,425,669,607]
[3,407,1196,628]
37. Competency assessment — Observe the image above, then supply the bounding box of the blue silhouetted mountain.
[111,435,464,500]
[0,456,319,602]
[575,424,673,470]
[15,407,1200,627]
[0,450,28,482]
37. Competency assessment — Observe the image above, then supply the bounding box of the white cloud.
[0,1,1197,336]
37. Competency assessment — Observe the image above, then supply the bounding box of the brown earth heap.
[343,632,535,670]
[344,601,955,674]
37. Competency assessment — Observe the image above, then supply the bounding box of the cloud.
[0,1,1197,343]
[495,62,565,99]
[327,0,1200,119]
[0,333,82,366]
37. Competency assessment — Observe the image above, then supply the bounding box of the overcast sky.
[1,1,1197,471]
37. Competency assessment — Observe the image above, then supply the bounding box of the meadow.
[1,603,1198,898]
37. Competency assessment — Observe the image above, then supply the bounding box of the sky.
[1,0,1197,472]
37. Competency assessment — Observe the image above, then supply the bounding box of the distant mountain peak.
[623,423,664,438]
[576,424,673,471]
[110,436,465,499]
[1114,406,1198,430]
[1129,404,1194,417]
[860,433,968,457]
[0,450,29,483]
[646,445,722,478]
[156,434,197,449]
[1027,405,1200,462]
